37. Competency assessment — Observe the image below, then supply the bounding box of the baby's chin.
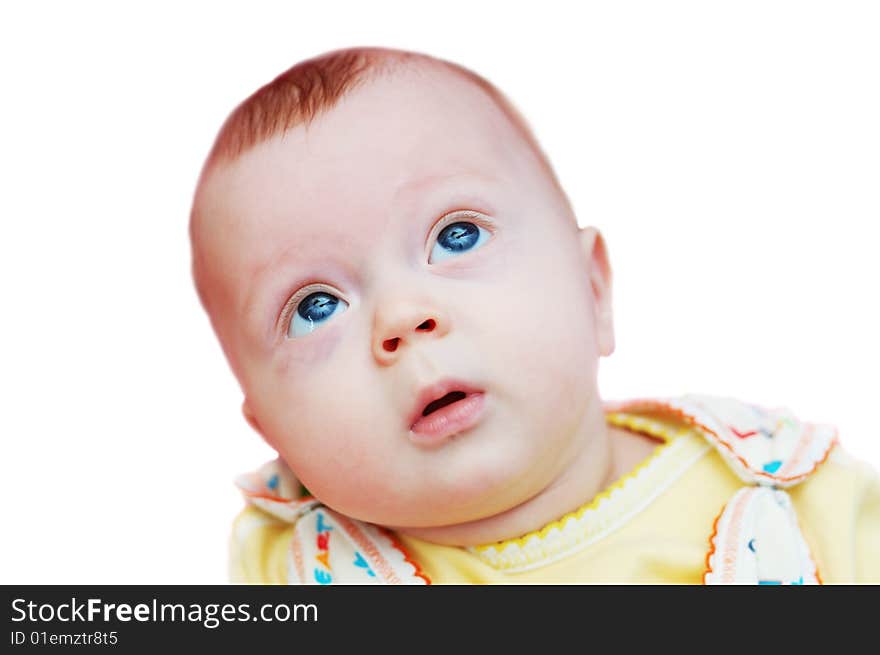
[315,458,553,532]
[312,486,502,528]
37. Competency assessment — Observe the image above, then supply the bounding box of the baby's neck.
[391,404,657,547]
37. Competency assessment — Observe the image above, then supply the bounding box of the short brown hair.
[196,46,565,195]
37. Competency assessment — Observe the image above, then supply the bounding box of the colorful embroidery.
[238,466,430,585]
[353,552,376,577]
[762,460,782,474]
[311,512,334,584]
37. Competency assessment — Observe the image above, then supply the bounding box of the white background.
[2,1,877,583]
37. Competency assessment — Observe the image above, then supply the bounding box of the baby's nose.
[371,301,450,366]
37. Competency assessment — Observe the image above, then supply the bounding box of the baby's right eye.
[288,291,349,338]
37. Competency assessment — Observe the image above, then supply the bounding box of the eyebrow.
[393,171,501,207]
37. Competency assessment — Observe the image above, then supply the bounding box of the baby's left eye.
[429,221,490,263]
[288,291,349,338]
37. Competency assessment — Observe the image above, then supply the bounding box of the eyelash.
[279,210,496,336]
[425,210,495,257]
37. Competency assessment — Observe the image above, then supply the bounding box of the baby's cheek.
[281,407,389,515]
[266,337,375,465]
[258,328,351,450]
[272,325,346,374]
[496,266,596,396]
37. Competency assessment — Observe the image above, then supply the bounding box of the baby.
[189,47,879,584]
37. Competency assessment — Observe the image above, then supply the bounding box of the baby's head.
[190,48,615,540]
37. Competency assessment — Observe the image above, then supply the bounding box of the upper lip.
[407,378,483,429]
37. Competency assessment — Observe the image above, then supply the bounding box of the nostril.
[381,320,435,355]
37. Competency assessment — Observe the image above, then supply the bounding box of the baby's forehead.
[203,73,521,209]
[205,67,539,195]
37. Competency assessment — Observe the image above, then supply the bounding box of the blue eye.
[288,291,349,338]
[429,221,490,263]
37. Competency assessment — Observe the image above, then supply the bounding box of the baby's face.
[194,67,613,530]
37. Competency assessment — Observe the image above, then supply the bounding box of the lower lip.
[410,393,486,445]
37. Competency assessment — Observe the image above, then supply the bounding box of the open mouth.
[409,381,486,444]
[421,391,468,417]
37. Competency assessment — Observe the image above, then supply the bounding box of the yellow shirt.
[229,401,880,584]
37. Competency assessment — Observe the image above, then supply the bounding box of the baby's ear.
[579,227,615,357]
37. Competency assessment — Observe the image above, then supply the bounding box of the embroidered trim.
[469,416,710,572]
[706,487,757,583]
[385,532,432,585]
[289,524,307,584]
[704,507,723,583]
[703,487,821,585]
[606,397,838,488]
[281,508,429,585]
[335,515,431,585]
[613,395,838,487]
